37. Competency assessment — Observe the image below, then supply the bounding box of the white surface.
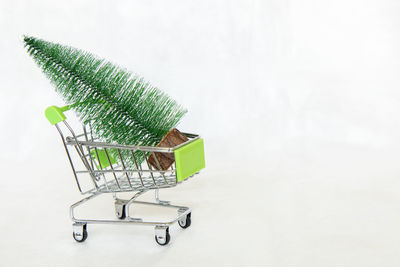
[1,0,400,266]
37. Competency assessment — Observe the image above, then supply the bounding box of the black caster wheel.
[178,213,191,229]
[155,227,170,246]
[73,224,88,242]
[115,204,126,219]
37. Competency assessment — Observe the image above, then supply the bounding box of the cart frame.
[46,105,205,245]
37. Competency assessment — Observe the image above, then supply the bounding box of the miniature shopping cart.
[45,105,205,245]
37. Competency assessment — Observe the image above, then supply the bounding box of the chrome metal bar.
[152,154,168,185]
[55,124,82,193]
[169,136,200,150]
[117,149,132,188]
[75,169,174,174]
[70,192,191,226]
[104,148,120,189]
[64,121,98,189]
[131,150,144,187]
[181,132,199,138]
[92,146,109,191]
[70,192,102,221]
[124,190,148,219]
[89,121,109,188]
[65,135,200,152]
[143,151,157,186]
[83,125,95,174]
[93,147,102,169]
[89,122,94,141]
[155,189,159,202]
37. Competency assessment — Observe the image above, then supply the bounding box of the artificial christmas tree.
[23,36,187,167]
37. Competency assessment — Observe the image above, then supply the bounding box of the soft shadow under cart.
[45,105,205,245]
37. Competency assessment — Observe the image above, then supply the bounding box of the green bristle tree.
[23,36,187,167]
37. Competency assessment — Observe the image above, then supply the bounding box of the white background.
[1,0,400,266]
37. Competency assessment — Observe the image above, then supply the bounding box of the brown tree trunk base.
[148,128,189,170]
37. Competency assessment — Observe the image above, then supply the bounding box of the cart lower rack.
[45,105,205,245]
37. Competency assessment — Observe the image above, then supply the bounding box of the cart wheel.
[73,224,88,242]
[115,204,126,219]
[178,213,191,229]
[155,226,170,246]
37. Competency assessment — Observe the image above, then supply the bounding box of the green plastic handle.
[45,105,71,125]
[45,100,107,125]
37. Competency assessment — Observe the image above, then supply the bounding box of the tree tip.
[22,35,38,46]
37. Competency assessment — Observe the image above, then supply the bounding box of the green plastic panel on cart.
[91,149,117,169]
[174,138,205,182]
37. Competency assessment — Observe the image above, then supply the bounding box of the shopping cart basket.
[44,105,205,245]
